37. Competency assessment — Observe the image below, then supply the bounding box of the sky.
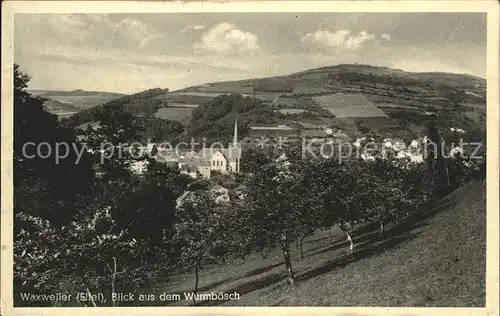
[14,13,486,94]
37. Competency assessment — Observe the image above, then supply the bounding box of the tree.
[14,208,141,307]
[236,161,306,286]
[282,151,320,259]
[172,191,230,305]
[82,103,145,181]
[14,64,94,226]
[240,148,272,174]
[307,158,371,255]
[361,160,408,236]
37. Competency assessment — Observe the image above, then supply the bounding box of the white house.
[152,118,242,179]
[197,118,242,174]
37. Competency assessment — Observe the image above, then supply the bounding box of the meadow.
[313,94,390,118]
[138,181,486,307]
[154,107,194,122]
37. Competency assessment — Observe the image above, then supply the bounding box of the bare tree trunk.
[111,257,117,307]
[106,257,119,307]
[444,165,450,186]
[78,270,97,307]
[193,264,199,306]
[346,231,354,254]
[299,236,305,259]
[85,287,98,307]
[281,242,295,287]
[340,227,354,255]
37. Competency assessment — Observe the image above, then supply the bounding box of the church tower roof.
[233,116,238,146]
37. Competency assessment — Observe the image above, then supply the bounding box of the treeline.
[328,70,480,100]
[253,80,294,93]
[59,88,184,143]
[39,90,124,97]
[61,88,168,128]
[43,98,81,112]
[187,93,279,145]
[14,65,193,306]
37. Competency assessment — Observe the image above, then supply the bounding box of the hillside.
[41,98,80,121]
[176,64,485,93]
[28,89,125,109]
[142,180,486,307]
[61,88,184,142]
[63,64,487,143]
[162,64,486,140]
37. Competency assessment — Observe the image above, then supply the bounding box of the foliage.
[60,88,184,144]
[14,64,95,226]
[14,208,143,306]
[13,63,486,305]
[139,116,184,143]
[188,94,278,145]
[240,148,273,174]
[14,65,193,307]
[254,81,294,92]
[231,161,309,285]
[172,191,234,304]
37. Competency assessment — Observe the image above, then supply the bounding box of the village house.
[154,118,242,179]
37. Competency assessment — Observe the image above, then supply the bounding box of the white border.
[1,2,499,315]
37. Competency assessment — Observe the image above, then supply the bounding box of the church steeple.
[233,116,238,146]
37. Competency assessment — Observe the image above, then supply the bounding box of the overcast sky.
[15,13,486,94]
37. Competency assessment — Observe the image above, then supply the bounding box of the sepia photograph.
[1,1,499,315]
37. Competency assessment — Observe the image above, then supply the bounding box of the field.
[313,93,390,118]
[279,109,308,115]
[164,103,199,108]
[139,180,486,307]
[28,90,124,109]
[290,120,326,129]
[192,84,254,94]
[154,107,194,122]
[293,85,335,94]
[52,111,78,121]
[153,92,220,105]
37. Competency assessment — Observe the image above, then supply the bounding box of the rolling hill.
[61,88,185,142]
[62,64,487,143]
[28,89,126,110]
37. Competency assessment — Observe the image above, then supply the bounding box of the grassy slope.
[167,64,485,138]
[178,64,485,93]
[145,180,485,307]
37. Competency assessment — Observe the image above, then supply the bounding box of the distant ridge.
[172,64,485,93]
[28,89,126,97]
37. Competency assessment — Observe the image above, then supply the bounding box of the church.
[176,118,242,179]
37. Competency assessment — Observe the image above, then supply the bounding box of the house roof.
[211,184,228,191]
[180,159,211,173]
[197,147,242,161]
[276,153,287,162]
[176,190,213,207]
[301,129,327,138]
[156,149,181,159]
[75,121,101,131]
[234,184,248,191]
[176,190,192,206]
[249,125,294,131]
